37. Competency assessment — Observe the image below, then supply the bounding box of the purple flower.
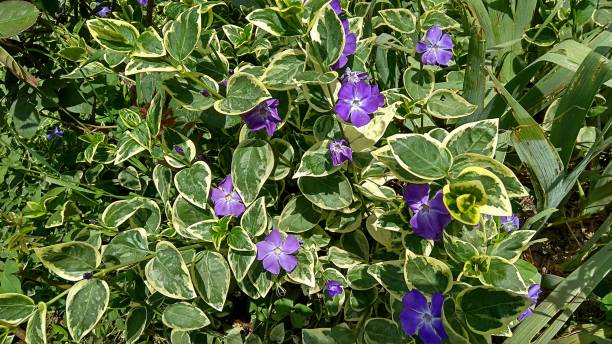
[416,26,454,66]
[47,125,64,140]
[220,69,234,87]
[326,280,343,298]
[335,81,384,127]
[137,0,148,5]
[243,98,282,136]
[210,175,246,217]
[82,272,93,280]
[500,214,520,232]
[341,68,369,85]
[518,284,541,321]
[255,228,300,275]
[96,3,111,16]
[331,19,357,70]
[200,89,210,97]
[403,184,451,241]
[328,139,352,166]
[172,144,184,155]
[400,290,448,344]
[329,0,341,15]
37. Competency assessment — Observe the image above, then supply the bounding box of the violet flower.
[403,184,451,241]
[200,89,210,97]
[500,214,520,232]
[416,26,454,66]
[172,144,184,155]
[137,0,148,5]
[96,2,111,16]
[329,0,341,15]
[328,139,352,166]
[243,98,282,136]
[331,19,357,70]
[255,228,300,275]
[47,125,64,140]
[340,68,369,85]
[400,290,448,344]
[518,284,541,321]
[335,81,384,127]
[82,272,93,280]
[210,175,245,217]
[325,280,343,298]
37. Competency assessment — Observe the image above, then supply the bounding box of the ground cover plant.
[0,0,611,343]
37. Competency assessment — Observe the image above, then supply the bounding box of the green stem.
[182,71,223,99]
[46,288,70,306]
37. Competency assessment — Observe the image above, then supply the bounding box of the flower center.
[422,312,433,323]
[419,203,430,213]
[351,98,361,107]
[224,193,233,202]
[273,247,282,256]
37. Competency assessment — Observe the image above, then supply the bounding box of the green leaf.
[279,195,321,233]
[347,265,378,290]
[162,302,210,330]
[328,246,364,269]
[443,232,479,263]
[270,138,295,181]
[379,9,416,34]
[262,49,306,90]
[125,57,177,75]
[125,307,148,344]
[171,330,192,344]
[443,119,499,158]
[86,18,139,52]
[294,140,339,178]
[118,166,141,191]
[367,261,409,299]
[443,180,487,225]
[130,198,161,234]
[164,6,201,61]
[114,137,146,164]
[403,68,434,101]
[246,7,303,37]
[457,286,530,335]
[302,323,355,344]
[153,164,173,204]
[34,242,101,281]
[0,293,35,326]
[228,249,256,282]
[133,27,165,58]
[426,90,477,119]
[453,167,512,216]
[404,255,453,294]
[25,302,46,344]
[449,153,528,198]
[298,172,354,210]
[163,75,218,111]
[172,196,214,239]
[214,72,271,115]
[192,251,231,312]
[343,105,396,152]
[363,318,405,344]
[231,139,275,204]
[388,134,453,180]
[0,0,39,38]
[9,95,39,139]
[66,279,110,342]
[241,197,267,237]
[308,6,344,66]
[488,230,536,263]
[102,228,150,265]
[228,227,256,251]
[287,249,316,288]
[145,241,196,300]
[478,256,526,293]
[0,45,38,87]
[174,161,212,209]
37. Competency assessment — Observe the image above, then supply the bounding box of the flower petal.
[402,290,430,313]
[411,211,444,240]
[282,234,301,254]
[262,254,281,275]
[418,322,443,344]
[403,184,430,211]
[435,49,453,66]
[278,253,297,272]
[438,34,454,49]
[399,308,423,336]
[415,41,429,54]
[266,228,283,246]
[350,110,371,127]
[210,187,225,203]
[335,101,352,121]
[219,175,234,193]
[425,26,442,44]
[432,318,448,340]
[227,199,246,217]
[517,307,533,321]
[430,293,444,317]
[421,50,438,65]
[256,241,275,260]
